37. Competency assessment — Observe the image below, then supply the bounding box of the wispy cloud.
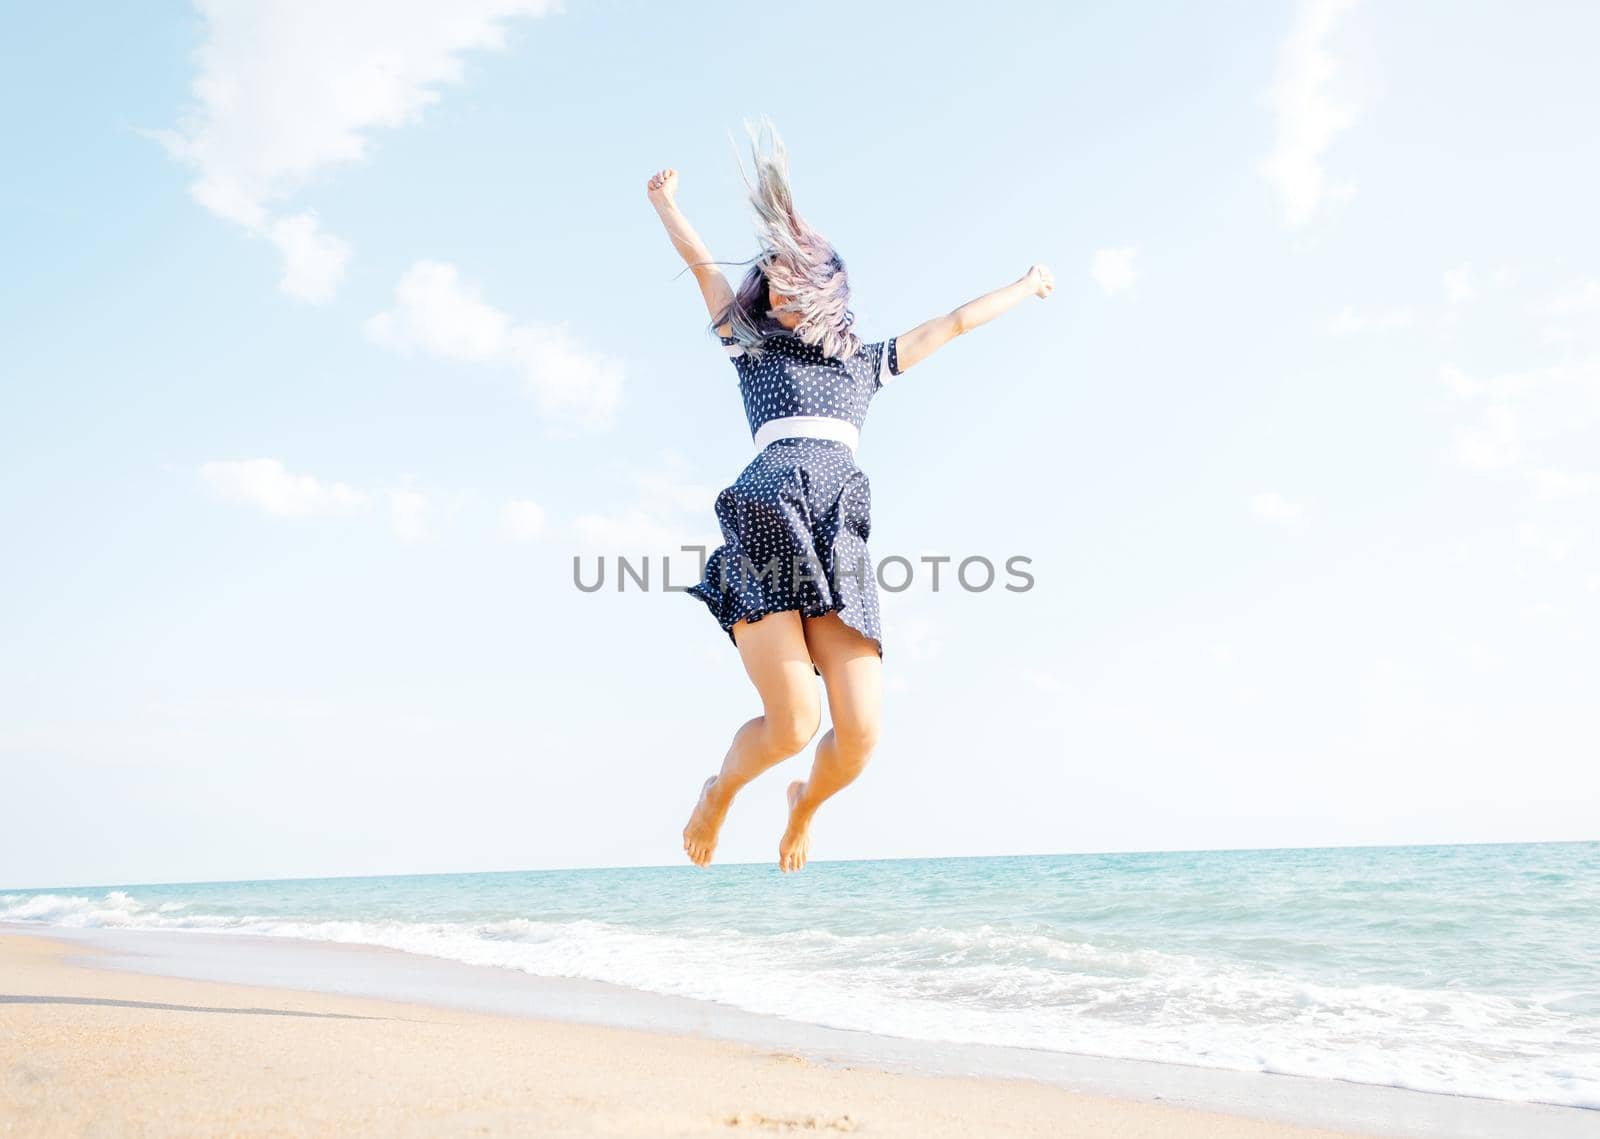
[200,458,366,516]
[199,456,714,552]
[1529,277,1600,321]
[500,499,548,543]
[1529,469,1600,501]
[570,453,718,556]
[1529,277,1600,344]
[264,213,352,304]
[1330,304,1414,336]
[1250,490,1308,532]
[1441,263,1517,314]
[201,460,442,543]
[572,511,709,558]
[1430,283,1600,598]
[1443,263,1478,304]
[389,489,432,543]
[1091,247,1139,296]
[1450,405,1523,471]
[366,260,622,427]
[156,0,560,301]
[1019,668,1072,696]
[1260,0,1360,231]
[1437,358,1600,474]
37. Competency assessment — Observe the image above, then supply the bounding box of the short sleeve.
[718,332,747,379]
[872,336,901,391]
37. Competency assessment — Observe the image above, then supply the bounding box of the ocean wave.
[4,888,1596,1110]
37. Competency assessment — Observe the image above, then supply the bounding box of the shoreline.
[5,923,1594,1138]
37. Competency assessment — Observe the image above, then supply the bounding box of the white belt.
[753,415,860,454]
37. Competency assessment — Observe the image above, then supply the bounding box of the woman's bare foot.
[778,780,813,873]
[683,776,735,868]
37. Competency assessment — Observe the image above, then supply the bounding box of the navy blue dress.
[687,330,902,658]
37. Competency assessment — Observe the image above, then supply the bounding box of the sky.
[3,1,1598,889]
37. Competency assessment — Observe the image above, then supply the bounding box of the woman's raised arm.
[893,264,1054,374]
[647,168,735,336]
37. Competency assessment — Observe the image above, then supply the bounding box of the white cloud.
[157,0,560,301]
[1436,360,1553,405]
[569,453,720,557]
[1428,290,1600,589]
[1441,263,1518,310]
[1516,522,1578,563]
[1250,490,1308,531]
[1020,669,1071,696]
[201,459,367,516]
[389,489,431,542]
[1443,263,1478,304]
[1530,277,1600,320]
[1530,277,1600,344]
[1529,469,1600,501]
[1437,363,1480,399]
[200,460,443,544]
[501,499,548,543]
[1450,406,1523,471]
[1329,304,1414,335]
[268,213,352,303]
[1091,247,1139,295]
[631,469,716,515]
[572,510,708,557]
[1259,0,1360,230]
[1439,358,1600,472]
[367,260,623,426]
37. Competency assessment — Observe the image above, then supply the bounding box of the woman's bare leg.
[779,612,883,872]
[683,611,821,868]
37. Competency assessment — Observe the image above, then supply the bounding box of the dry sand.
[0,933,1378,1138]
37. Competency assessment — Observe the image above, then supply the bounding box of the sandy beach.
[1,931,1385,1139]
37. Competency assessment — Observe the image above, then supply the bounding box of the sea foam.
[6,842,1597,1109]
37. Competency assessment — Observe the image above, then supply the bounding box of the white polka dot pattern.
[686,332,900,660]
[723,330,898,440]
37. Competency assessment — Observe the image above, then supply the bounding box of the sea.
[4,841,1596,1110]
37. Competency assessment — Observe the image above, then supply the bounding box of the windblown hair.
[709,116,863,362]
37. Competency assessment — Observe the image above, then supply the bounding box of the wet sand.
[1,931,1382,1138]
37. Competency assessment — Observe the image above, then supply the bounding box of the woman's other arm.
[893,264,1054,374]
[647,167,735,336]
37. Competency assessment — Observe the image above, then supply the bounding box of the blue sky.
[3,1,1597,888]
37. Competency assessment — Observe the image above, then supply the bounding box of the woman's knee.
[764,695,822,755]
[831,713,881,759]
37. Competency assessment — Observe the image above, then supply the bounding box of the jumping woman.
[646,118,1053,873]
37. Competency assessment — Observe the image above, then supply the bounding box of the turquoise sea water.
[5,842,1597,1107]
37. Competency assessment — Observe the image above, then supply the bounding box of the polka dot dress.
[687,330,902,659]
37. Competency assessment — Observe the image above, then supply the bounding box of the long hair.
[708,116,863,362]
